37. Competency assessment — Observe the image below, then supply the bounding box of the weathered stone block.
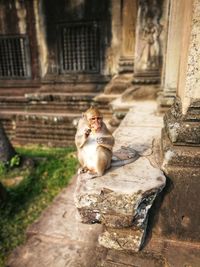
[161,129,200,168]
[152,165,200,241]
[74,155,166,251]
[75,158,165,222]
[99,223,147,252]
[164,97,200,145]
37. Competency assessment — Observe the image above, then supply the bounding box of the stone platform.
[7,100,200,267]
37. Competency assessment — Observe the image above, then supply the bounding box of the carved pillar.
[26,0,40,80]
[156,0,200,242]
[157,0,184,111]
[105,0,121,75]
[133,0,163,83]
[118,0,137,73]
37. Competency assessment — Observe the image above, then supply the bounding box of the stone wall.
[155,0,200,244]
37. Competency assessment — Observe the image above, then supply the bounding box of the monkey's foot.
[85,168,100,178]
[87,170,96,175]
[77,167,88,174]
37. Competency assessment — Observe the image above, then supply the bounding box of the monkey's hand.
[79,128,91,148]
[97,136,114,151]
[84,128,91,139]
[96,137,104,144]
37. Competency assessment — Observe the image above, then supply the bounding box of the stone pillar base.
[133,71,161,84]
[154,128,200,242]
[161,128,200,171]
[157,97,200,241]
[157,90,176,113]
[163,98,200,145]
[118,56,134,74]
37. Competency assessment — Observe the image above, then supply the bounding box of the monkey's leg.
[77,151,88,174]
[96,147,112,176]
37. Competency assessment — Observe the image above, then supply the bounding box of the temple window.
[0,35,31,79]
[59,21,100,73]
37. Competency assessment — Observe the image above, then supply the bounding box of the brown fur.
[75,109,114,176]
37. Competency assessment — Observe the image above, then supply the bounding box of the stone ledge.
[75,157,165,225]
[74,156,166,251]
[74,101,166,251]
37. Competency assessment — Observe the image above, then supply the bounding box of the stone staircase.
[0,73,158,147]
[93,74,134,129]
[0,81,107,147]
[25,92,97,113]
[0,111,79,147]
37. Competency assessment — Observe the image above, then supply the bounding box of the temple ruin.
[0,0,200,266]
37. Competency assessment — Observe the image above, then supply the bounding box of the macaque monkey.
[75,107,114,176]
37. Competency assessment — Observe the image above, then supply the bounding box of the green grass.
[0,146,78,267]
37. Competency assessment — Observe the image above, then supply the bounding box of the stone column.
[156,0,200,242]
[118,0,137,73]
[158,0,184,111]
[133,0,163,83]
[105,0,121,75]
[25,0,40,80]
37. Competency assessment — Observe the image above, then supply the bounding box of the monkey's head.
[84,107,103,132]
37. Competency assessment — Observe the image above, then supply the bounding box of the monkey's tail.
[111,138,156,167]
[111,149,140,167]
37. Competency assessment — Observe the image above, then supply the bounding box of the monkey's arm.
[97,135,115,151]
[75,134,86,148]
[75,118,91,148]
[75,129,91,148]
[96,123,115,151]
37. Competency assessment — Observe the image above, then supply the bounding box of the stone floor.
[6,100,200,267]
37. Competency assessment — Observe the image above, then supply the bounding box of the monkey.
[75,107,115,177]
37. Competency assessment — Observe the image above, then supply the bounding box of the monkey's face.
[84,107,103,132]
[87,115,103,132]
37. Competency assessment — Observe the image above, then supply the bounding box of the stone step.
[0,95,104,116]
[0,92,98,112]
[0,87,39,97]
[0,84,117,146]
[14,137,74,147]
[39,84,103,93]
[0,96,26,102]
[94,93,120,102]
[0,96,28,110]
[25,92,98,100]
[104,74,133,94]
[0,80,116,147]
[0,110,80,118]
[0,93,97,100]
[93,93,120,117]
[0,75,108,93]
[24,92,98,113]
[16,126,75,136]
